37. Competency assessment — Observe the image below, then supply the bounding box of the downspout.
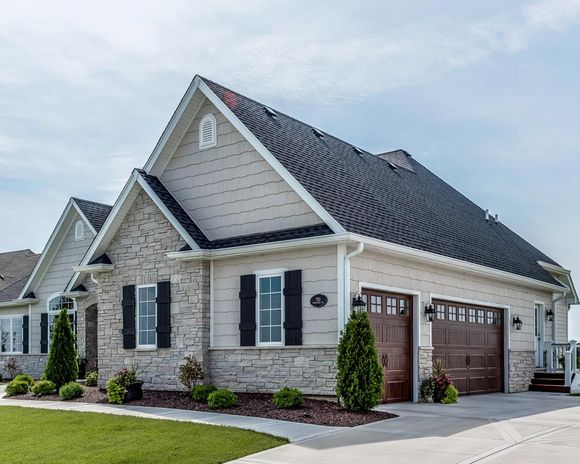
[90,273,99,285]
[343,242,364,328]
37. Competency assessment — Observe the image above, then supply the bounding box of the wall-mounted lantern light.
[352,291,366,312]
[425,303,436,323]
[546,308,554,322]
[512,315,523,331]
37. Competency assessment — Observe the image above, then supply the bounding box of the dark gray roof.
[0,249,39,293]
[377,150,415,173]
[201,77,561,286]
[0,276,29,303]
[137,170,333,251]
[73,198,113,232]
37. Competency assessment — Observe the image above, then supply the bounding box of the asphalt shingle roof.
[201,77,561,286]
[0,249,39,295]
[0,276,29,303]
[73,198,113,232]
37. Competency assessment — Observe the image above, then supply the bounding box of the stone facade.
[418,346,433,384]
[508,350,535,392]
[96,191,209,391]
[208,347,338,395]
[0,355,47,380]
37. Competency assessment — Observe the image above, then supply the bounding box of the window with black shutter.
[156,281,171,348]
[283,270,303,345]
[239,274,256,346]
[122,284,136,349]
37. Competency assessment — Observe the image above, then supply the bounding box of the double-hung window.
[137,285,157,348]
[257,272,283,345]
[0,316,23,353]
[47,295,76,349]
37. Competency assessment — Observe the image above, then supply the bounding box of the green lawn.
[0,406,287,463]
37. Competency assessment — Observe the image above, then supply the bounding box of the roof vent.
[264,106,277,118]
[312,128,325,139]
[485,209,489,221]
[495,214,499,224]
[388,162,398,172]
[352,146,364,156]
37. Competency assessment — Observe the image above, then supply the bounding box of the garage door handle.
[381,354,389,368]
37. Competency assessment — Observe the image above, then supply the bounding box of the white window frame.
[199,113,217,149]
[136,284,157,349]
[0,315,24,354]
[74,220,85,241]
[254,268,286,347]
[47,294,77,350]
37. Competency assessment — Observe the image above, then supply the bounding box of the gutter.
[0,298,39,309]
[72,264,115,273]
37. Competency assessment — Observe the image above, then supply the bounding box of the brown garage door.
[432,300,503,395]
[361,289,413,403]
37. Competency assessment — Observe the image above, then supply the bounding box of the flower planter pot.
[124,382,144,402]
[434,388,444,403]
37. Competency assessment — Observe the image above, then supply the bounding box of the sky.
[0,0,579,332]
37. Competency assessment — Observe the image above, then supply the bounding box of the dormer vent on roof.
[263,106,277,118]
[312,128,325,139]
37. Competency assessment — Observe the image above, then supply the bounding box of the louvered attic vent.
[312,128,325,139]
[264,106,277,118]
[352,146,364,156]
[199,114,217,149]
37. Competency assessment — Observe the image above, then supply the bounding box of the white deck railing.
[545,340,577,386]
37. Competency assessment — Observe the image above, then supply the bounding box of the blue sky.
[1,0,579,333]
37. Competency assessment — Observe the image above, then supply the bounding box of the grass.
[0,406,287,463]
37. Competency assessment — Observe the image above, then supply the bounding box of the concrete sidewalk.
[0,384,343,442]
[231,392,580,464]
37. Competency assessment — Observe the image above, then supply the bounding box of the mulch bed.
[8,388,396,427]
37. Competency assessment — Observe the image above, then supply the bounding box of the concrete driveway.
[231,392,580,464]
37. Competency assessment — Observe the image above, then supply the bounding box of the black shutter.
[122,285,136,349]
[156,281,171,348]
[239,274,256,346]
[22,315,29,354]
[283,270,303,346]
[40,313,48,353]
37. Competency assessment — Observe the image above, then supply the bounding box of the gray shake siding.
[96,190,209,390]
[161,99,323,240]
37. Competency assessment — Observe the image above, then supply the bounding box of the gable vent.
[264,106,277,118]
[312,128,325,139]
[352,146,364,156]
[199,114,217,149]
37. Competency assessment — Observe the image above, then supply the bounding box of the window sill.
[135,346,157,352]
[209,344,338,351]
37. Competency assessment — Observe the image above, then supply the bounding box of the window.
[137,285,157,347]
[257,274,283,344]
[74,220,85,241]
[448,306,457,321]
[47,296,76,347]
[458,307,466,322]
[436,304,445,320]
[371,295,382,313]
[477,309,485,324]
[199,114,217,149]
[468,308,476,323]
[399,299,407,316]
[486,311,494,325]
[0,316,23,353]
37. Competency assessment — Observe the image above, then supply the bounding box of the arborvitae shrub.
[44,308,78,388]
[336,310,383,412]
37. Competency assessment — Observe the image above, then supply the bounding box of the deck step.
[528,384,570,393]
[533,372,565,380]
[530,377,565,385]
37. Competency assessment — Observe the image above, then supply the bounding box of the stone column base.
[508,350,535,392]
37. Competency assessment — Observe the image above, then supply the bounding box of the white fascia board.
[0,298,39,308]
[72,264,115,273]
[18,199,76,299]
[71,201,98,236]
[197,80,345,235]
[166,233,350,261]
[349,233,569,293]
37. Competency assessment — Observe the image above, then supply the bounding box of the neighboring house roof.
[0,276,31,303]
[201,77,561,286]
[72,198,113,233]
[0,249,39,294]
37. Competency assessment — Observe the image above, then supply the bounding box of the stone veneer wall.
[508,350,535,392]
[208,347,338,395]
[418,347,433,383]
[96,191,210,391]
[0,355,47,380]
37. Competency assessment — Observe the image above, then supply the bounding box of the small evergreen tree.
[336,309,383,412]
[44,308,78,388]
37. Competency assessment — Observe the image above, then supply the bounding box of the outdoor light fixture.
[512,315,523,331]
[425,303,436,322]
[546,308,554,322]
[352,291,366,312]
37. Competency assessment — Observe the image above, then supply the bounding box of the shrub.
[13,374,34,386]
[4,357,21,379]
[112,366,141,387]
[31,380,56,397]
[85,371,98,387]
[106,378,126,405]
[442,384,458,404]
[273,387,304,409]
[336,309,383,412]
[207,389,237,409]
[179,355,204,391]
[419,377,435,402]
[192,384,217,403]
[44,308,78,388]
[5,379,29,396]
[59,382,84,400]
[432,360,452,403]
